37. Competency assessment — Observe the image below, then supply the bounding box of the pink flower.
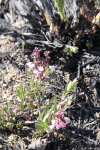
[64,117,71,123]
[33,47,40,59]
[36,60,41,65]
[51,118,67,129]
[55,109,64,118]
[34,47,39,52]
[44,75,49,78]
[44,51,50,57]
[49,66,53,70]
[51,109,70,130]
[34,76,38,82]
[51,119,60,129]
[34,52,40,59]
[27,47,52,80]
[66,102,71,106]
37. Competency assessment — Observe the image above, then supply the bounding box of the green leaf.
[12,117,16,122]
[39,109,43,120]
[0,120,3,125]
[43,112,50,122]
[44,107,48,114]
[40,129,46,134]
[45,64,50,75]
[36,120,43,131]
[18,83,25,100]
[52,104,57,115]
[30,78,34,89]
[41,121,47,128]
[54,93,57,105]
[0,120,2,125]
[48,102,52,108]
[64,81,70,95]
[18,83,25,92]
[27,93,34,99]
[1,114,5,118]
[3,105,8,111]
[34,87,40,94]
[25,82,30,91]
[7,122,14,128]
[22,42,24,51]
[36,125,41,131]
[54,0,67,22]
[20,103,25,111]
[67,78,77,93]
[0,120,5,126]
[17,121,22,126]
[26,68,31,77]
[37,80,42,86]
[33,133,40,139]
[64,79,77,96]
[28,102,35,109]
[9,110,13,114]
[48,72,56,82]
[36,120,42,125]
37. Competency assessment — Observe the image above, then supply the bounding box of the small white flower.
[29,63,35,68]
[33,69,39,74]
[49,65,53,70]
[38,66,44,72]
[27,62,32,66]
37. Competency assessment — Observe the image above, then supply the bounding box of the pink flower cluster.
[51,109,70,130]
[27,47,51,81]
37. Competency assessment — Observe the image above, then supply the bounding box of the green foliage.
[34,87,40,94]
[45,64,50,75]
[0,105,16,131]
[64,78,77,95]
[35,77,77,137]
[64,81,70,96]
[26,69,31,77]
[28,102,35,109]
[86,40,93,49]
[18,63,54,110]
[22,42,25,52]
[0,44,77,135]
[0,105,23,132]
[94,0,98,8]
[54,0,67,22]
[0,72,77,134]
[58,78,77,110]
[30,78,34,89]
[18,74,35,111]
[35,95,58,135]
[16,121,22,131]
[63,46,78,55]
[32,77,77,137]
[20,102,25,111]
[18,83,25,100]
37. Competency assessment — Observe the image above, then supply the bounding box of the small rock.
[28,138,47,150]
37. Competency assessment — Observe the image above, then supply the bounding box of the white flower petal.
[38,66,44,72]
